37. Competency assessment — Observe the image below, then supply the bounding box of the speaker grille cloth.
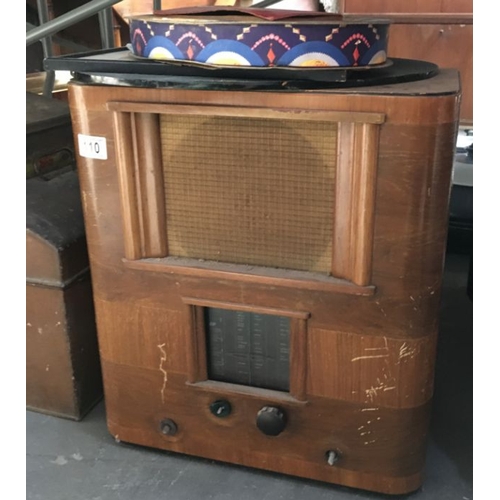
[160,115,337,273]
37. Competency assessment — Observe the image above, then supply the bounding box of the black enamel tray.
[44,47,439,91]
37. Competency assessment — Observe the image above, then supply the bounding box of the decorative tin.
[129,7,390,68]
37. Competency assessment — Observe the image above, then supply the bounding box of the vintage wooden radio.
[52,8,460,493]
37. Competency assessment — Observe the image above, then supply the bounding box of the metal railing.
[26,0,124,97]
[26,0,122,47]
[35,0,55,98]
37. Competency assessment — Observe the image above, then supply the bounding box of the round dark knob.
[256,406,287,436]
[209,399,232,418]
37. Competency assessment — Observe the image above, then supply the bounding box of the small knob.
[209,399,232,418]
[325,450,340,466]
[160,418,178,436]
[256,406,287,436]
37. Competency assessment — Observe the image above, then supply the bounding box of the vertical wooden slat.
[185,305,200,384]
[352,123,380,285]
[332,121,380,286]
[135,113,168,257]
[332,122,355,280]
[289,318,308,401]
[112,111,142,260]
[185,305,208,383]
[194,306,208,381]
[130,113,145,256]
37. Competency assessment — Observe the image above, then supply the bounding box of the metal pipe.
[252,0,285,7]
[43,71,56,99]
[36,0,53,57]
[98,7,115,49]
[27,22,91,52]
[36,0,55,98]
[26,0,121,47]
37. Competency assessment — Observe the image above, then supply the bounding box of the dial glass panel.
[205,307,290,392]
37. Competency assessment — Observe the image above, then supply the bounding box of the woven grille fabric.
[160,114,337,273]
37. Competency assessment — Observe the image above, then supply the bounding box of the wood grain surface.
[387,23,472,124]
[342,0,472,15]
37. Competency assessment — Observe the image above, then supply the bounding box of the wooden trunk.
[26,92,75,178]
[68,69,460,494]
[26,170,103,420]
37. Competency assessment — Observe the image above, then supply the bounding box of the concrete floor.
[26,253,473,500]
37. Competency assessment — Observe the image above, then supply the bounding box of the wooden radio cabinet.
[67,63,460,494]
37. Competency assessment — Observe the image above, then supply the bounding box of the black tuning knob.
[256,406,287,436]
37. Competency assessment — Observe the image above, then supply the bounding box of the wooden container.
[67,65,460,493]
[26,170,103,420]
[26,92,75,178]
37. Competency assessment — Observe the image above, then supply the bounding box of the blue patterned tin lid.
[129,7,390,68]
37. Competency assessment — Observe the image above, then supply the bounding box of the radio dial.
[256,406,287,436]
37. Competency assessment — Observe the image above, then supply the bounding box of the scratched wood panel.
[95,298,188,376]
[372,122,456,295]
[70,129,125,267]
[103,359,429,494]
[307,329,437,408]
